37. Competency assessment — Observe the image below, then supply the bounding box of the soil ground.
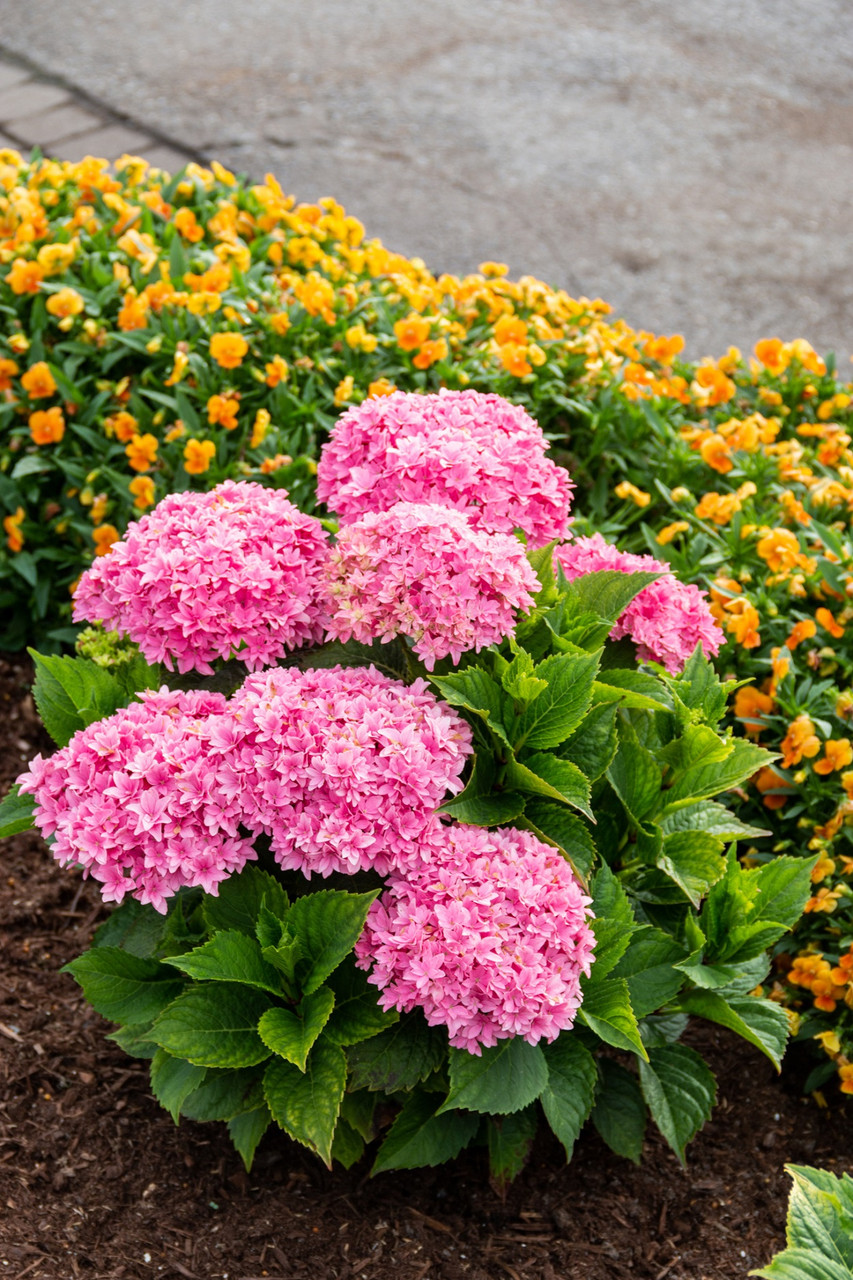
[1,653,852,1280]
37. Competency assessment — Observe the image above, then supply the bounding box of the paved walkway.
[0,3,851,364]
[0,55,194,174]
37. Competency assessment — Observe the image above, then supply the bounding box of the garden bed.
[2,654,851,1279]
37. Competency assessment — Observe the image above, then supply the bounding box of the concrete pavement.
[0,1,851,363]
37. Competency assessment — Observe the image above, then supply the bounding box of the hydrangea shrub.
[0,393,814,1185]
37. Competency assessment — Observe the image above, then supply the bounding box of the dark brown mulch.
[1,653,851,1280]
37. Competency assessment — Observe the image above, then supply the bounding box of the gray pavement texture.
[0,0,851,363]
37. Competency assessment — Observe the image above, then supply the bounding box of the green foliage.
[751,1165,853,1280]
[440,1040,549,1117]
[371,1091,481,1174]
[29,647,158,746]
[0,785,36,838]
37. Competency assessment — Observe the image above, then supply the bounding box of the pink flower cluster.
[355,824,595,1053]
[316,389,573,547]
[555,533,723,673]
[228,664,472,877]
[72,481,330,675]
[323,502,539,669]
[17,689,256,913]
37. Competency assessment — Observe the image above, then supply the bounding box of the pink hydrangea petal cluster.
[316,389,573,548]
[323,502,539,670]
[355,823,595,1054]
[228,664,472,877]
[72,480,330,676]
[16,689,256,913]
[555,532,723,673]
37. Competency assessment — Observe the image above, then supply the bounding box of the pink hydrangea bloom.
[555,533,723,673]
[323,502,539,669]
[17,689,256,913]
[316,389,572,547]
[228,664,472,877]
[72,481,330,675]
[355,823,595,1054]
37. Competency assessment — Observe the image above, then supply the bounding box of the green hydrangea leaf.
[659,799,770,842]
[665,739,773,805]
[539,1036,597,1161]
[324,959,399,1046]
[578,977,647,1059]
[439,1039,548,1116]
[28,649,129,746]
[638,1043,716,1166]
[286,889,379,995]
[330,1118,365,1169]
[203,865,290,937]
[512,651,601,750]
[347,1013,447,1092]
[0,784,36,838]
[606,718,661,824]
[165,929,284,995]
[558,703,618,781]
[437,750,525,826]
[151,983,272,1068]
[592,669,673,712]
[611,927,688,1018]
[507,753,593,820]
[521,800,597,879]
[228,1104,272,1171]
[62,947,185,1024]
[371,1090,480,1174]
[263,1039,347,1167]
[428,668,513,749]
[590,1058,646,1164]
[587,863,637,978]
[678,990,790,1069]
[487,1106,538,1193]
[258,987,335,1070]
[180,1066,265,1122]
[149,1048,206,1122]
[656,831,726,908]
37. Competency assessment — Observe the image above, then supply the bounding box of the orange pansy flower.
[125,432,159,472]
[785,619,817,651]
[813,739,853,775]
[20,361,57,399]
[207,394,240,430]
[29,406,65,444]
[93,524,120,555]
[3,506,25,552]
[394,314,431,352]
[754,337,789,375]
[7,258,44,294]
[209,331,248,369]
[128,475,156,510]
[780,714,821,768]
[734,686,774,737]
[816,607,844,639]
[754,765,794,810]
[183,438,217,474]
[413,338,448,370]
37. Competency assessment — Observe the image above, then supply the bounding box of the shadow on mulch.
[1,653,851,1280]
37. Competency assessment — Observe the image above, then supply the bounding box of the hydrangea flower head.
[555,533,723,672]
[72,480,330,675]
[228,664,472,877]
[355,823,595,1053]
[17,688,256,912]
[316,389,572,547]
[323,502,539,669]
